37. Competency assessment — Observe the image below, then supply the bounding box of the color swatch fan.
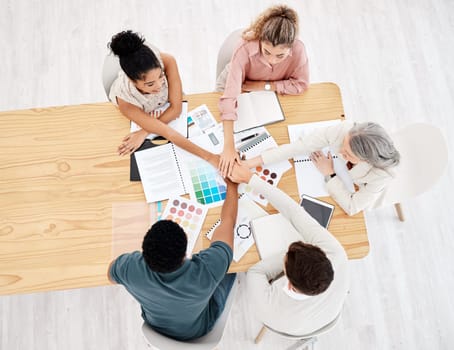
[186,158,227,207]
[161,196,208,257]
[177,130,227,208]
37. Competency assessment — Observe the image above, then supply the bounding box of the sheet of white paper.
[135,144,187,203]
[206,196,268,262]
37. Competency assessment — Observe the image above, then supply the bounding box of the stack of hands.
[213,149,336,186]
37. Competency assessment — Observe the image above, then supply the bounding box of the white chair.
[142,277,239,350]
[101,53,121,100]
[254,312,341,350]
[384,123,448,221]
[215,28,243,80]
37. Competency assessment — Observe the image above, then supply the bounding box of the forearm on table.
[261,139,306,164]
[118,99,160,134]
[166,129,215,163]
[327,177,382,216]
[158,102,182,124]
[275,78,308,95]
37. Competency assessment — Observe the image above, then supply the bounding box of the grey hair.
[349,122,400,169]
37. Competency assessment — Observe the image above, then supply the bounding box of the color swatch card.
[238,132,292,206]
[161,196,208,257]
[206,195,268,262]
[178,131,227,208]
[288,120,354,198]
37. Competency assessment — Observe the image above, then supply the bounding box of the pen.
[240,133,259,142]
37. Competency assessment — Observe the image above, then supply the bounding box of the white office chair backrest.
[216,28,244,79]
[101,54,121,101]
[266,310,341,341]
[141,277,239,350]
[384,123,448,204]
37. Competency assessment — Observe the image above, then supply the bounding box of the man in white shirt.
[230,163,349,336]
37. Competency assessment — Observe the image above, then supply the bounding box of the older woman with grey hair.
[242,121,400,215]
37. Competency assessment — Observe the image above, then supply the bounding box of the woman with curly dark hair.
[108,30,217,166]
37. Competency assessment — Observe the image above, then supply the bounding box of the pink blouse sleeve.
[218,44,250,121]
[274,41,310,95]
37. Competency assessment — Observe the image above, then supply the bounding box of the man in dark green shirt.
[108,180,238,340]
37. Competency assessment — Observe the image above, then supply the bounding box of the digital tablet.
[300,194,335,228]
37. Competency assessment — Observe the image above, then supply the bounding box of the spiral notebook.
[238,131,291,206]
[205,195,268,262]
[135,143,189,203]
[288,121,354,197]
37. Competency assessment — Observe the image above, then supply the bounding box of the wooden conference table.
[0,83,369,295]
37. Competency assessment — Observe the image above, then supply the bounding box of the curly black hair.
[108,30,161,81]
[142,220,187,273]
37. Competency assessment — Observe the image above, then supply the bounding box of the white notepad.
[251,213,302,260]
[234,91,285,133]
[288,120,354,198]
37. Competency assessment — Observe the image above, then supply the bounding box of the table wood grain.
[0,83,369,295]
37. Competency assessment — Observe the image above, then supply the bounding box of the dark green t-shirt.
[109,241,233,340]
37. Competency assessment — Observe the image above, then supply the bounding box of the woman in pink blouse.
[216,4,310,176]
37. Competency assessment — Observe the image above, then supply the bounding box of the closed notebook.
[250,213,302,260]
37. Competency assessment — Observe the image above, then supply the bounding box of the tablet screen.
[300,195,334,228]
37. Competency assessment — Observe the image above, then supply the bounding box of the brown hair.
[285,241,334,296]
[242,4,298,46]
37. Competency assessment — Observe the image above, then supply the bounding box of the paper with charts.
[288,120,354,198]
[206,195,268,262]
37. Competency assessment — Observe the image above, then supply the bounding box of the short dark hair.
[142,220,187,273]
[108,30,162,81]
[285,241,334,295]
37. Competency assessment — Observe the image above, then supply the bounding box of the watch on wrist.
[264,81,271,91]
[324,173,336,183]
